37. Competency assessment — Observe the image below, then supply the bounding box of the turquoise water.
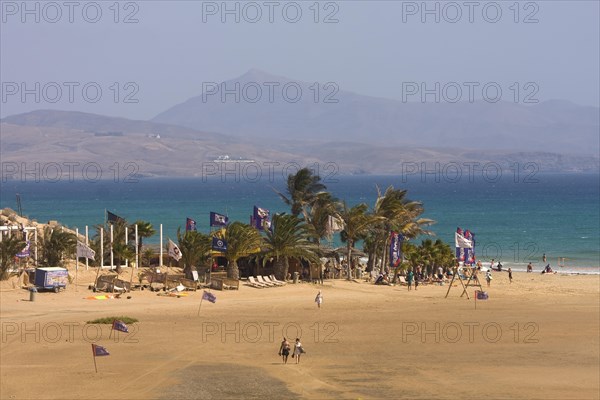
[1,174,598,273]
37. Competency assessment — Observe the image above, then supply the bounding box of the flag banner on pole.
[465,231,476,265]
[455,227,475,264]
[455,230,473,249]
[186,217,197,232]
[92,344,110,356]
[16,241,31,258]
[253,206,270,230]
[211,237,227,252]
[210,212,229,227]
[107,210,125,224]
[76,241,96,260]
[202,291,217,303]
[476,290,489,300]
[389,232,404,268]
[168,239,182,261]
[112,320,129,333]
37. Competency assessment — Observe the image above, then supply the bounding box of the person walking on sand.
[293,338,303,364]
[315,290,323,308]
[414,266,421,291]
[406,269,414,291]
[508,267,513,283]
[527,262,533,273]
[278,337,291,364]
[486,270,493,287]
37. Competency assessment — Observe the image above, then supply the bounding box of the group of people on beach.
[278,337,305,364]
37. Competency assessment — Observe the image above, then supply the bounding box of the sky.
[1,0,599,120]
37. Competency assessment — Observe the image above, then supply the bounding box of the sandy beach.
[1,269,598,400]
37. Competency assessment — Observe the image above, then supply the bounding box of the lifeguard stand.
[445,263,484,300]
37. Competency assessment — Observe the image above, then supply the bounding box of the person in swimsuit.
[278,337,291,364]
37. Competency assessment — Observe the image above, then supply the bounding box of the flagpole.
[197,295,204,316]
[92,344,98,373]
[135,224,139,269]
[95,228,104,286]
[159,224,163,268]
[85,225,89,271]
[110,224,114,271]
[124,224,128,269]
[75,228,79,292]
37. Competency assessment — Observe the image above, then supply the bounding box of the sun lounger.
[398,276,408,286]
[248,276,268,288]
[269,275,287,285]
[257,275,277,287]
[263,276,284,286]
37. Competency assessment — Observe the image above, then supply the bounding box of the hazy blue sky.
[1,0,598,120]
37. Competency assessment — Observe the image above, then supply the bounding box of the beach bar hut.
[34,267,68,292]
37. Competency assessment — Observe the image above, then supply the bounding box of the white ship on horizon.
[212,155,255,163]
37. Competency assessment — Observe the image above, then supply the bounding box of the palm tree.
[339,202,376,280]
[38,227,77,268]
[275,167,327,222]
[369,186,435,273]
[432,239,455,272]
[0,234,26,280]
[262,213,320,281]
[222,222,262,280]
[306,192,340,245]
[177,228,211,277]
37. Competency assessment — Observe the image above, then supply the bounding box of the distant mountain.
[1,109,226,141]
[153,69,599,155]
[2,110,598,177]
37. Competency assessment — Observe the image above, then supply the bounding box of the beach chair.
[269,275,287,285]
[398,276,408,286]
[256,275,277,287]
[263,276,284,286]
[248,276,268,288]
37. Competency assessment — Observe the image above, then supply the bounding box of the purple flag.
[112,320,129,333]
[92,344,110,357]
[202,291,216,303]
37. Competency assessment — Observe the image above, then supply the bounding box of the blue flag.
[210,212,229,227]
[212,237,227,252]
[112,320,129,333]
[202,291,217,303]
[92,344,110,357]
[107,210,125,224]
[186,217,197,231]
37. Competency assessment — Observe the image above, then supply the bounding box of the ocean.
[1,173,598,273]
